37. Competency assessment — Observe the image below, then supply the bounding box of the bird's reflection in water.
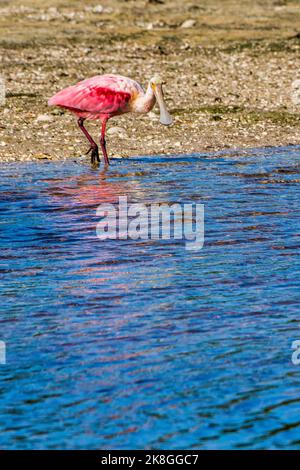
[44,163,170,210]
[44,168,132,208]
[41,167,154,296]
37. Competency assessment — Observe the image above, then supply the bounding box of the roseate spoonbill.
[48,74,172,166]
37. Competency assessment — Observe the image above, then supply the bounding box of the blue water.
[0,146,300,449]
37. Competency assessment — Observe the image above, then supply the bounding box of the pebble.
[34,153,50,159]
[107,126,128,138]
[148,111,158,120]
[92,5,104,14]
[36,114,53,123]
[180,19,196,29]
[85,5,112,14]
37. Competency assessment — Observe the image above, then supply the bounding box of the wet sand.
[0,0,299,162]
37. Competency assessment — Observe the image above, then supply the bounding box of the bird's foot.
[86,145,100,166]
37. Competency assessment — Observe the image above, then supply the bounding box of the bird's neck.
[131,83,156,114]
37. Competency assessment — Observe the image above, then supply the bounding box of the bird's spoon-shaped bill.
[154,84,173,126]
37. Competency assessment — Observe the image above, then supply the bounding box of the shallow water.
[0,146,300,449]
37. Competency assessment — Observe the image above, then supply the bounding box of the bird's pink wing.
[48,75,133,115]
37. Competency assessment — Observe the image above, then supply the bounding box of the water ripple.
[0,146,300,449]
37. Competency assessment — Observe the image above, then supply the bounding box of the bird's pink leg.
[77,117,100,165]
[100,118,110,166]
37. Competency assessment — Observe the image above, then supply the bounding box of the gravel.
[0,0,299,163]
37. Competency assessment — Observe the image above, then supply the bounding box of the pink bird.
[48,74,172,166]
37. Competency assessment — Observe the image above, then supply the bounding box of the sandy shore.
[0,0,300,162]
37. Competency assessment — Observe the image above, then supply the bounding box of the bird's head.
[150,75,173,126]
[150,75,164,87]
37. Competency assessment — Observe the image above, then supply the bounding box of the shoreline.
[0,143,299,165]
[0,0,299,162]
